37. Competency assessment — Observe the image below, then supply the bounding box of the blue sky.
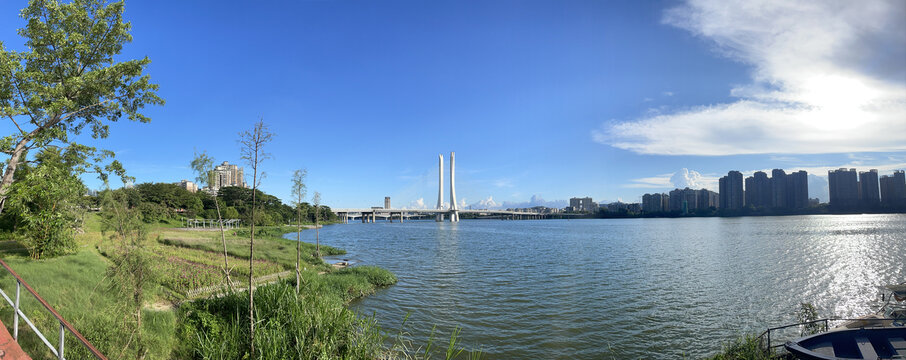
[2,0,904,208]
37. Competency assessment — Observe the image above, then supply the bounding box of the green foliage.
[5,148,85,259]
[335,265,398,287]
[100,188,158,358]
[159,228,344,272]
[137,200,169,223]
[0,249,176,360]
[0,0,163,211]
[135,182,200,217]
[145,244,283,296]
[708,333,774,360]
[223,206,239,219]
[190,150,215,189]
[177,281,386,359]
[797,302,822,336]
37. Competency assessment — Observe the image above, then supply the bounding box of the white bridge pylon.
[438,152,459,222]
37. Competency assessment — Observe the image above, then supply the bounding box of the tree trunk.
[296,207,302,294]
[0,139,30,215]
[213,196,233,290]
[248,161,257,357]
[315,210,320,258]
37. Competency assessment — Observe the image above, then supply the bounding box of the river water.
[289,215,906,359]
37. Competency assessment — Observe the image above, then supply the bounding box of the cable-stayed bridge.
[331,208,551,223]
[334,152,565,223]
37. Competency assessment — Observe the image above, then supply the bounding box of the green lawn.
[0,214,397,359]
[0,249,176,359]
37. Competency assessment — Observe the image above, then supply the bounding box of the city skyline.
[1,0,903,209]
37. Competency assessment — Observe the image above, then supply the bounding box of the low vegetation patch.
[177,281,388,359]
[707,333,776,360]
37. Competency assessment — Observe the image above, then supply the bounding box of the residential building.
[569,197,597,212]
[178,179,198,193]
[668,188,717,213]
[211,161,246,191]
[602,202,640,214]
[880,170,906,207]
[384,197,391,209]
[828,168,859,208]
[719,171,744,210]
[859,169,880,206]
[744,171,772,208]
[642,193,669,213]
[786,170,809,209]
[771,169,787,208]
[698,189,719,209]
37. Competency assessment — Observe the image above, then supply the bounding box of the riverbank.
[0,214,397,359]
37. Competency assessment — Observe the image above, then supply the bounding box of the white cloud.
[469,196,500,209]
[670,168,715,189]
[596,0,906,155]
[627,168,720,191]
[769,156,799,163]
[624,173,674,188]
[407,198,426,209]
[662,91,674,97]
[470,194,568,210]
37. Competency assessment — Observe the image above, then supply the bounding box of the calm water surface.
[290,215,906,358]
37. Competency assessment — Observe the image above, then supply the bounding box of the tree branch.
[10,77,37,126]
[78,19,114,77]
[57,98,114,124]
[5,114,27,136]
[41,6,68,89]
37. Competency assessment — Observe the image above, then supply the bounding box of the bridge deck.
[0,319,31,359]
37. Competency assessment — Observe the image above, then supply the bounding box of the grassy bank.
[707,334,780,360]
[0,214,399,359]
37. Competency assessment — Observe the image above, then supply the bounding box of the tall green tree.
[100,186,155,359]
[290,168,306,294]
[6,147,85,259]
[190,150,233,290]
[238,119,273,357]
[0,0,163,215]
[312,191,321,258]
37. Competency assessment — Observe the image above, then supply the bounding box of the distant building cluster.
[568,197,597,212]
[829,168,906,208]
[210,161,246,191]
[717,169,808,211]
[641,188,719,214]
[174,161,247,195]
[600,201,641,213]
[508,206,562,214]
[640,167,906,214]
[880,171,906,207]
[178,179,198,193]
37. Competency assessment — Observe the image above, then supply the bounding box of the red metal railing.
[0,258,106,360]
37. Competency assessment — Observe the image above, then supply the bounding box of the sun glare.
[798,74,878,131]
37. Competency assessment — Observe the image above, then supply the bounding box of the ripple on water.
[297,215,906,359]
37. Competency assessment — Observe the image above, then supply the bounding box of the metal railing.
[0,258,107,360]
[759,317,902,351]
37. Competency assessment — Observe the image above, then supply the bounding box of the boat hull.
[785,327,906,359]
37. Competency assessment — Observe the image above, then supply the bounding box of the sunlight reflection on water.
[297,214,906,359]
